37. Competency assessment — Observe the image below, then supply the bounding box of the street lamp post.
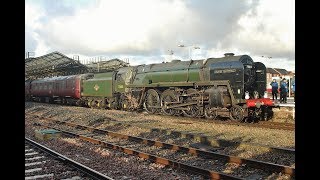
[178,44,200,60]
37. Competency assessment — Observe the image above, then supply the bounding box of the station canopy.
[25,51,130,80]
[86,58,129,72]
[25,51,90,80]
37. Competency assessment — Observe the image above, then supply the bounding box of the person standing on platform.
[280,79,288,103]
[279,78,284,103]
[270,79,279,101]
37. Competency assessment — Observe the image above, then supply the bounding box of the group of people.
[270,78,295,103]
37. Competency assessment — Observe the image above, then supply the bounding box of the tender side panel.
[82,72,114,97]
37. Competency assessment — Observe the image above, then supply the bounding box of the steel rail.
[179,118,295,131]
[258,121,295,129]
[25,137,114,180]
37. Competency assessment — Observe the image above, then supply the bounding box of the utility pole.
[26,52,35,58]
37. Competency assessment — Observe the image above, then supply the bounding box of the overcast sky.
[25,0,295,71]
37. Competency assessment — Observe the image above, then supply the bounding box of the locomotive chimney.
[224,53,234,57]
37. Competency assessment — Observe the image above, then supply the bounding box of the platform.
[271,97,295,107]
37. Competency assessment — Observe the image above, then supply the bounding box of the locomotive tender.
[25,53,275,122]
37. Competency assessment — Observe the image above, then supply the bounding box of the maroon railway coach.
[28,74,92,105]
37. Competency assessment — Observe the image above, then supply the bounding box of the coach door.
[54,80,61,96]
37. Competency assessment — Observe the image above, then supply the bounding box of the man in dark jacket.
[280,79,288,103]
[270,79,279,101]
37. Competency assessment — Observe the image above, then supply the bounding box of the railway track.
[28,113,295,161]
[27,112,295,157]
[257,121,295,131]
[31,114,294,179]
[168,115,295,131]
[25,137,113,180]
[149,128,295,155]
[26,102,294,131]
